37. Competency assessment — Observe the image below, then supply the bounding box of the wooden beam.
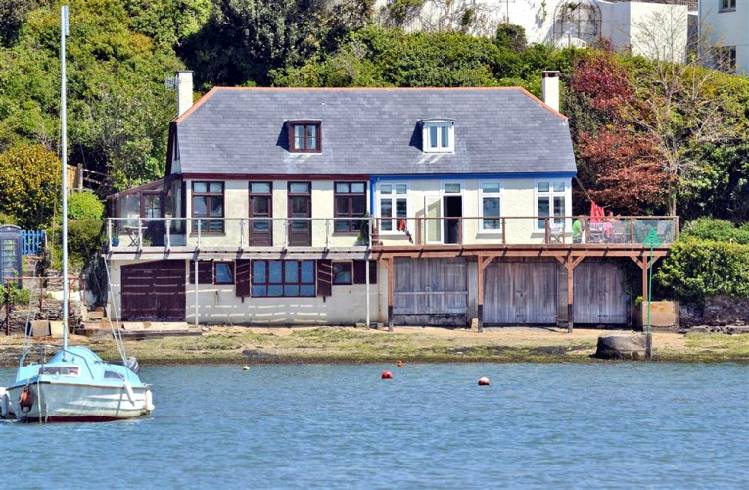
[386,257,394,329]
[477,256,486,332]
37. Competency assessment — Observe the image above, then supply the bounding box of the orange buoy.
[381,370,393,379]
[396,360,404,368]
[478,376,491,386]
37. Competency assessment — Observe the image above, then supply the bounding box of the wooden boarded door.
[484,260,558,324]
[574,261,630,325]
[121,260,185,321]
[393,258,468,326]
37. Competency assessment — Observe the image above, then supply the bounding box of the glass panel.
[301,261,315,283]
[441,125,449,148]
[553,196,565,223]
[444,183,461,194]
[268,261,283,283]
[284,285,300,297]
[210,198,223,217]
[380,184,392,194]
[335,182,350,193]
[333,263,352,284]
[306,124,317,150]
[289,182,310,194]
[552,181,564,192]
[193,182,208,193]
[267,285,283,297]
[192,196,208,216]
[252,285,267,297]
[209,182,223,193]
[285,261,299,282]
[426,196,442,242]
[253,197,269,215]
[537,182,549,193]
[429,126,438,148]
[294,125,304,149]
[351,183,365,193]
[250,182,271,194]
[537,197,549,228]
[252,221,269,232]
[351,196,365,215]
[482,182,500,193]
[215,263,233,283]
[380,199,393,231]
[123,194,140,227]
[395,184,407,195]
[335,196,350,215]
[483,197,500,230]
[300,285,316,297]
[252,261,266,283]
[143,195,161,218]
[396,198,407,218]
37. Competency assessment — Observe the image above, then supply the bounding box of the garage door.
[484,260,558,325]
[393,258,468,326]
[121,260,185,321]
[574,261,630,325]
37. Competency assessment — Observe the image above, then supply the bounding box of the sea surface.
[1,363,748,489]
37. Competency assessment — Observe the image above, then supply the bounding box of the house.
[699,0,749,74]
[105,71,676,328]
[376,0,691,62]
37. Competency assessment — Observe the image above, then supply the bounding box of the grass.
[1,327,748,366]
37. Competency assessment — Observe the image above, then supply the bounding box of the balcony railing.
[106,216,679,252]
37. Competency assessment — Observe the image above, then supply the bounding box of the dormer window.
[288,121,321,153]
[422,120,454,153]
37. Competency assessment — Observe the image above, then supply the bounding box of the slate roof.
[171,87,577,176]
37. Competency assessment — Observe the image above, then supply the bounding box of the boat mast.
[61,5,69,352]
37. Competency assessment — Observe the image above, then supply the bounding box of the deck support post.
[477,256,494,333]
[194,255,199,327]
[631,253,663,360]
[555,254,585,333]
[383,257,394,331]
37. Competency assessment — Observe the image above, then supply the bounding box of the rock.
[354,322,367,328]
[594,335,646,360]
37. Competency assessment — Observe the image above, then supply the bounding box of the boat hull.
[7,381,153,422]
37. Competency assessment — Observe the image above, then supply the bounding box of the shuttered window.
[317,259,332,297]
[352,260,377,284]
[235,260,252,297]
[189,261,213,284]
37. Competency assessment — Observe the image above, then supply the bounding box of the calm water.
[1,363,748,489]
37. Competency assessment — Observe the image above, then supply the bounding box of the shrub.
[0,283,31,307]
[656,238,749,300]
[681,218,749,244]
[68,191,105,220]
[495,24,527,52]
[68,220,105,270]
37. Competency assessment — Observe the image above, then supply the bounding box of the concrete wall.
[700,0,749,74]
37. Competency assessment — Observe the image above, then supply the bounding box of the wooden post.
[477,256,494,333]
[556,255,585,333]
[384,257,394,331]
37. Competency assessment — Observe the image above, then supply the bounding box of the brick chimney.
[541,71,560,113]
[176,71,194,117]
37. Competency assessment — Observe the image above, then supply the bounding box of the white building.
[378,0,690,62]
[699,0,749,74]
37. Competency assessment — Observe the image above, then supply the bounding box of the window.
[143,193,161,219]
[422,121,454,153]
[192,181,224,234]
[334,182,367,233]
[288,121,321,153]
[249,182,273,246]
[720,0,736,12]
[480,182,501,231]
[39,366,79,376]
[252,260,315,297]
[536,181,566,229]
[379,183,407,232]
[214,262,234,285]
[444,183,461,194]
[333,262,353,285]
[715,46,737,73]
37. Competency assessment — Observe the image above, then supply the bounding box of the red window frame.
[288,121,321,153]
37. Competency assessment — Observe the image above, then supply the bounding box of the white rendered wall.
[700,0,749,74]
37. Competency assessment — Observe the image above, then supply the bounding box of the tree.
[495,23,527,52]
[0,144,61,229]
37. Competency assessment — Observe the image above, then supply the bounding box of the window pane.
[380,184,392,195]
[552,181,565,192]
[335,196,350,215]
[252,261,266,283]
[284,285,300,297]
[209,198,223,217]
[441,125,449,148]
[301,261,315,283]
[380,199,393,218]
[192,196,208,216]
[482,182,500,193]
[429,126,438,148]
[483,197,500,218]
[253,197,269,215]
[553,196,565,217]
[306,125,317,150]
[289,182,310,194]
[250,182,271,193]
[294,124,304,147]
[267,285,283,297]
[285,261,299,282]
[351,183,365,193]
[215,263,233,283]
[395,184,407,195]
[351,196,366,215]
[537,182,549,193]
[396,198,407,218]
[193,182,208,193]
[333,262,352,284]
[252,285,267,297]
[444,183,461,194]
[268,261,283,283]
[335,182,350,193]
[209,182,223,193]
[538,196,549,228]
[300,285,315,297]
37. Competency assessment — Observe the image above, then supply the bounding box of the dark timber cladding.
[393,258,468,326]
[121,260,185,321]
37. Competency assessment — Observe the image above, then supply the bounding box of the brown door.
[288,182,311,246]
[121,260,185,321]
[249,182,273,246]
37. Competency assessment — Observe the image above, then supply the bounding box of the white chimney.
[176,70,194,117]
[541,71,560,113]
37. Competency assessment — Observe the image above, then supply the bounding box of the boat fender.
[0,388,9,418]
[145,389,155,412]
[19,386,34,412]
[122,380,135,405]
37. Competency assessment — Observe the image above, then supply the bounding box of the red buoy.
[396,360,404,368]
[478,376,491,386]
[381,370,393,379]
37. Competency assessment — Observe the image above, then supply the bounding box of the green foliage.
[0,282,31,306]
[656,238,749,300]
[0,143,61,228]
[495,23,526,52]
[681,218,749,244]
[65,219,105,270]
[68,190,105,220]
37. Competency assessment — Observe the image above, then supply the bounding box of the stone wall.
[0,300,82,335]
[679,296,749,327]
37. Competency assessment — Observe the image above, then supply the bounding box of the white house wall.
[700,0,749,74]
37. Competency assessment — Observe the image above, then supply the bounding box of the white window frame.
[478,181,502,232]
[422,121,455,153]
[535,180,569,230]
[377,182,409,235]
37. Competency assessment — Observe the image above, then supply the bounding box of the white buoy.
[478,376,491,386]
[0,387,10,418]
[242,366,250,371]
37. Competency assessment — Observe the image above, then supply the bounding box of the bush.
[495,24,527,52]
[656,238,749,300]
[68,220,105,270]
[681,218,749,244]
[68,191,105,220]
[0,283,31,307]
